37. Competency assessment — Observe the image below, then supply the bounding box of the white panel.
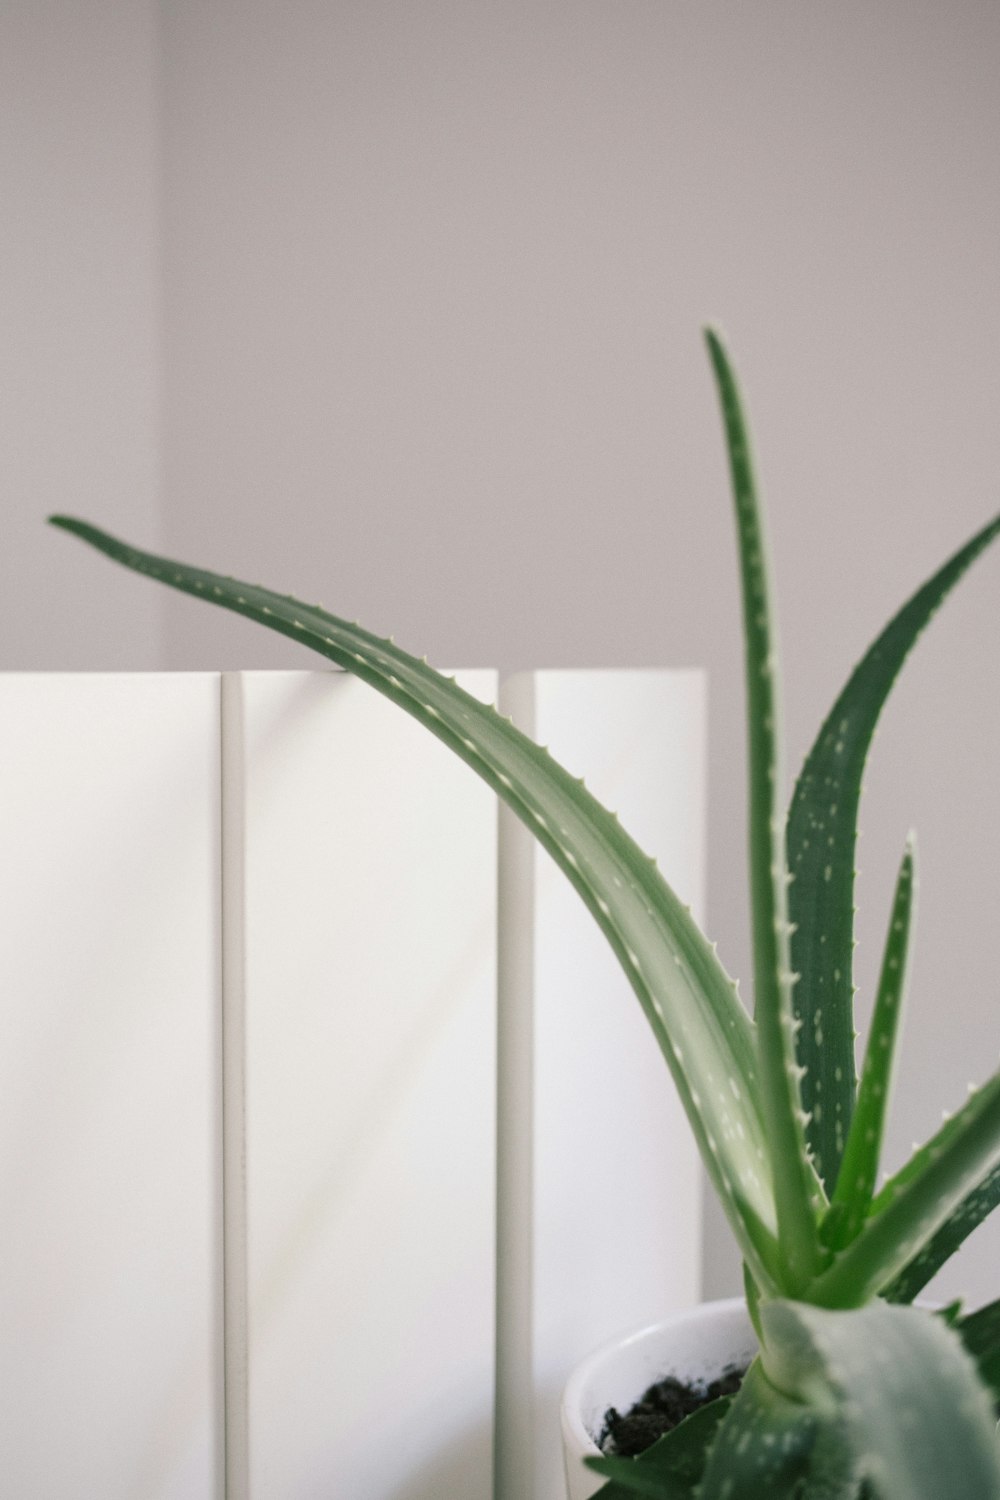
[235,670,497,1500]
[0,674,223,1499]
[496,669,706,1500]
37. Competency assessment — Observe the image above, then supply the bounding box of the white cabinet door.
[0,674,223,1500]
[229,671,498,1500]
[0,667,706,1500]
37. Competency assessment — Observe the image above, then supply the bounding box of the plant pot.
[560,1297,758,1500]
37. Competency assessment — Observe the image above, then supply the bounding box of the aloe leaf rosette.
[49,329,1000,1496]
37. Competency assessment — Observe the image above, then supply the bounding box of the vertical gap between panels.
[494,672,538,1500]
[221,673,249,1500]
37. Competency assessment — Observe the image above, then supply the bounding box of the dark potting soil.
[600,1364,747,1457]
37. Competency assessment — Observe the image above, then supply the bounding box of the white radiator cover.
[0,668,706,1500]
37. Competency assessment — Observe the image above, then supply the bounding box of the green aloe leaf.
[585,1396,731,1498]
[959,1298,1000,1360]
[958,1297,1000,1406]
[49,514,783,1287]
[787,513,1000,1193]
[697,1358,838,1500]
[809,1071,1000,1307]
[706,328,823,1292]
[743,1259,764,1342]
[587,1465,694,1500]
[822,837,915,1251]
[760,1299,1000,1500]
[885,1162,1000,1303]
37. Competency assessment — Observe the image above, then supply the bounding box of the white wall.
[7,0,1000,1304]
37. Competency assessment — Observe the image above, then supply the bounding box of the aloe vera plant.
[50,331,1000,1498]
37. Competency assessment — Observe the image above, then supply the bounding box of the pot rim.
[560,1296,751,1461]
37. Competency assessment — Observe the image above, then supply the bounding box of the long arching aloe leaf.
[49,513,782,1288]
[788,513,1000,1193]
[706,329,823,1292]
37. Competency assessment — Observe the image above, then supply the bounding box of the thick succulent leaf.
[822,838,915,1251]
[809,1071,1000,1307]
[49,514,782,1284]
[958,1297,1000,1406]
[787,513,1000,1192]
[698,1357,852,1500]
[813,1072,1000,1307]
[743,1259,764,1342]
[959,1298,1000,1359]
[885,1161,1000,1303]
[706,328,823,1290]
[587,1465,693,1500]
[697,1360,819,1500]
[585,1396,731,1498]
[760,1299,1000,1500]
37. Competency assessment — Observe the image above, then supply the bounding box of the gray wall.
[2,0,164,668]
[6,1,1000,1305]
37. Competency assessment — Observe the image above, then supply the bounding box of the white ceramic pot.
[560,1298,758,1500]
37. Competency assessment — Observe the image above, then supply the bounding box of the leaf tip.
[702,322,725,352]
